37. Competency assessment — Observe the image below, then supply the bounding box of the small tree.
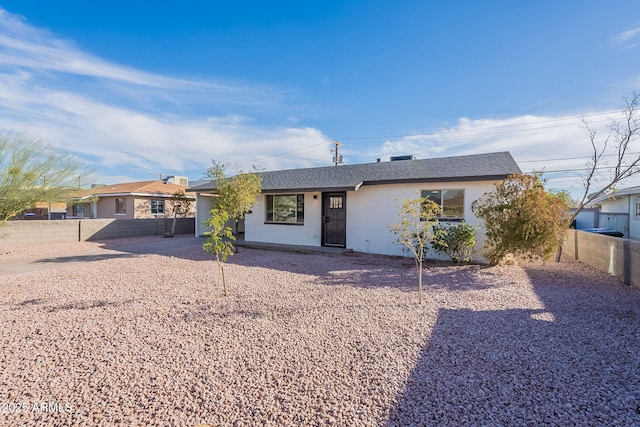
[0,131,87,225]
[202,208,235,297]
[389,196,441,304]
[431,223,476,263]
[570,92,640,223]
[472,174,571,265]
[206,160,262,250]
[167,190,192,237]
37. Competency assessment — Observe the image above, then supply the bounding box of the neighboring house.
[16,202,67,220]
[67,179,196,220]
[590,185,640,240]
[188,151,521,262]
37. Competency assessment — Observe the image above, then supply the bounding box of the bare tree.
[570,92,640,223]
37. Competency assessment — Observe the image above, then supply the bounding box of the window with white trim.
[265,194,304,224]
[421,189,465,221]
[634,198,640,220]
[151,199,165,215]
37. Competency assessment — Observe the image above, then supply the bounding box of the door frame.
[321,191,347,247]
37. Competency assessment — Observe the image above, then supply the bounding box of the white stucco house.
[589,185,640,240]
[188,151,522,262]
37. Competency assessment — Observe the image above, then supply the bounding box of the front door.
[322,192,346,247]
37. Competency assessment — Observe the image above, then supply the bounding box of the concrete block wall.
[0,220,80,246]
[0,218,195,247]
[564,229,640,288]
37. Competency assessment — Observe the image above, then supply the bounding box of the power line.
[519,151,640,163]
[335,111,617,142]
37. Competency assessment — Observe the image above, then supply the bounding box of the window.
[151,199,165,215]
[330,196,343,209]
[72,204,85,217]
[115,198,126,215]
[266,194,304,224]
[421,189,465,221]
[634,198,640,220]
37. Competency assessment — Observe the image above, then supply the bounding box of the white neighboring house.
[590,186,640,240]
[188,152,522,262]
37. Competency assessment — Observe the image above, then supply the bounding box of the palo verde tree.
[167,190,193,237]
[389,195,441,304]
[0,131,87,225]
[202,208,235,296]
[570,91,640,223]
[472,174,571,265]
[206,160,262,250]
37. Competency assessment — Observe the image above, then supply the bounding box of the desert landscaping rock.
[1,236,639,426]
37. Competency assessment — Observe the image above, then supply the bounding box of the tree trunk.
[418,258,423,305]
[170,210,178,237]
[218,258,227,297]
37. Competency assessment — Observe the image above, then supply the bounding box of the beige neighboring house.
[67,179,196,219]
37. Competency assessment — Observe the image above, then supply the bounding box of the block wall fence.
[0,218,195,246]
[563,229,640,288]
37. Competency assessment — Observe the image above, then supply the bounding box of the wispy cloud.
[344,113,640,198]
[0,8,331,182]
[613,26,640,47]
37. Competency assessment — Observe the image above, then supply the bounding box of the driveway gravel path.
[1,236,639,426]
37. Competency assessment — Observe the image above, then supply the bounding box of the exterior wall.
[564,229,640,288]
[570,208,599,229]
[0,218,195,246]
[240,180,496,262]
[597,194,640,240]
[97,196,135,219]
[244,193,322,246]
[195,194,216,236]
[345,181,494,262]
[599,196,629,213]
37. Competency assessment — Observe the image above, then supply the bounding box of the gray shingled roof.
[188,151,521,193]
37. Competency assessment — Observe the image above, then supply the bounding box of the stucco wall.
[244,193,322,246]
[97,195,135,219]
[239,180,496,262]
[564,229,640,287]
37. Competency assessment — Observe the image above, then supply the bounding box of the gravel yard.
[1,236,639,426]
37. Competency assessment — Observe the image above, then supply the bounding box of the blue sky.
[0,1,639,196]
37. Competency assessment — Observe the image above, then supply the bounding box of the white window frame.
[151,199,165,215]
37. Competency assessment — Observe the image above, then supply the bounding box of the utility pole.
[332,140,343,166]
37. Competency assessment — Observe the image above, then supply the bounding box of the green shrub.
[431,223,476,263]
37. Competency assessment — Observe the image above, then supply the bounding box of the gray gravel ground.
[1,236,639,426]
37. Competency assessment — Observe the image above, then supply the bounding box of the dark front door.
[322,192,346,247]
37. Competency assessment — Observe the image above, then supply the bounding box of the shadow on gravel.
[10,298,138,312]
[34,253,136,264]
[227,248,493,292]
[387,263,640,426]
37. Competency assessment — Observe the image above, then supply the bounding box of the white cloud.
[613,26,640,47]
[349,113,640,199]
[0,8,332,183]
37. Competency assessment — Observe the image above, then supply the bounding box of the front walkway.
[236,233,349,254]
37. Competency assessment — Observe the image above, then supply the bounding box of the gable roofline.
[590,185,640,205]
[68,180,194,200]
[188,151,521,193]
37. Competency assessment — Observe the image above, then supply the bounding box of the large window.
[421,189,465,221]
[151,199,165,215]
[115,198,126,215]
[266,194,304,224]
